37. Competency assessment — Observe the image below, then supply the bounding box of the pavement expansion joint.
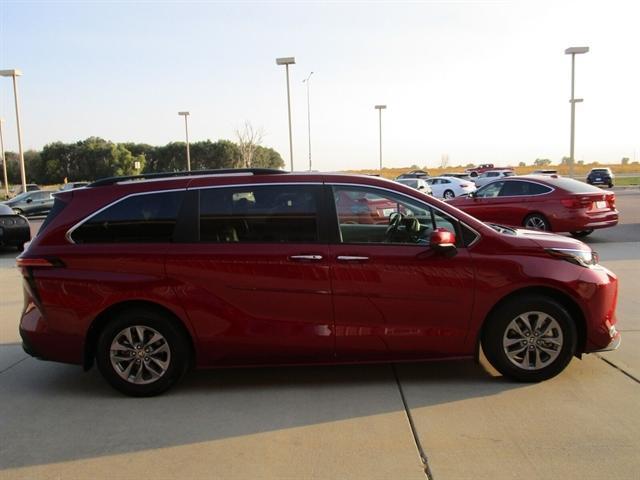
[0,356,28,375]
[391,363,435,480]
[595,354,640,384]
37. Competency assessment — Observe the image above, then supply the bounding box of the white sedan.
[395,178,433,195]
[426,177,476,199]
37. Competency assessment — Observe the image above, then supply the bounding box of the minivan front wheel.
[482,296,576,382]
[96,308,190,396]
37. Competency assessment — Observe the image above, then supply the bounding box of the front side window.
[72,191,184,243]
[199,184,320,243]
[476,182,504,198]
[332,186,458,245]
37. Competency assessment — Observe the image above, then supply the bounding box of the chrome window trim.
[329,182,482,248]
[65,188,187,244]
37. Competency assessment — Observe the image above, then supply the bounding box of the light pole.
[375,105,387,171]
[302,71,314,171]
[178,111,191,171]
[565,46,589,179]
[276,57,296,171]
[0,118,8,199]
[0,69,26,192]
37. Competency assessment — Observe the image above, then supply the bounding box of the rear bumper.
[553,210,618,232]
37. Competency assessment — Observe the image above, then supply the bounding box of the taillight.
[16,257,65,268]
[561,196,593,209]
[606,194,616,209]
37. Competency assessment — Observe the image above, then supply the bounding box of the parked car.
[396,169,429,179]
[2,190,55,217]
[0,204,30,251]
[59,182,89,191]
[448,175,618,237]
[473,169,516,187]
[586,168,614,188]
[465,163,495,177]
[440,172,472,181]
[18,169,620,396]
[395,178,433,195]
[425,176,476,199]
[10,184,41,196]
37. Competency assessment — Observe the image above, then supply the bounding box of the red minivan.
[18,169,620,396]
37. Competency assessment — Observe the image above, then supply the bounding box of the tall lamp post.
[374,105,387,171]
[0,69,27,192]
[0,118,8,199]
[178,111,191,171]
[302,71,314,171]
[564,46,589,179]
[276,57,296,171]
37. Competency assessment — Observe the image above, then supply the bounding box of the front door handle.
[289,254,323,262]
[336,255,370,262]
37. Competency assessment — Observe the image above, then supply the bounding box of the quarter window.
[71,191,184,243]
[199,185,320,243]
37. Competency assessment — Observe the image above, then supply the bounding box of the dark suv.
[18,169,620,396]
[586,168,614,188]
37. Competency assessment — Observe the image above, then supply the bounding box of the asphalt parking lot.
[1,189,638,479]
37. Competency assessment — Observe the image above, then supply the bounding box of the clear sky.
[1,0,638,171]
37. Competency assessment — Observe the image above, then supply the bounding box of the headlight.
[546,248,599,268]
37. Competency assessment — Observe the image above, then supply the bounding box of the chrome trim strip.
[289,255,323,261]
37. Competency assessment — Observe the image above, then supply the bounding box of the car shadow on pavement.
[0,349,523,470]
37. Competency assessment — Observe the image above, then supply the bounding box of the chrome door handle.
[336,256,369,262]
[289,255,323,261]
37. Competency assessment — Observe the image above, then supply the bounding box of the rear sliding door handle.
[289,255,324,262]
[336,255,370,262]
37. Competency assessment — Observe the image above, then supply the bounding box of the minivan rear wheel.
[482,295,576,382]
[96,308,190,396]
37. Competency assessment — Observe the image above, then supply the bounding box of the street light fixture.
[374,105,387,171]
[0,118,8,199]
[178,111,191,171]
[276,56,296,171]
[0,69,27,192]
[302,71,314,171]
[564,46,589,178]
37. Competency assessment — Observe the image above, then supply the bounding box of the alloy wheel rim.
[525,216,547,230]
[444,191,454,199]
[110,325,171,384]
[502,311,563,371]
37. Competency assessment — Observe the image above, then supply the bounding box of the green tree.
[621,157,630,165]
[534,158,552,167]
[252,146,285,169]
[518,161,526,167]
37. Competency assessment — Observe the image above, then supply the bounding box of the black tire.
[16,242,25,252]
[481,295,577,382]
[523,213,550,231]
[570,229,593,238]
[96,308,190,397]
[443,189,455,200]
[609,183,614,188]
[470,172,478,177]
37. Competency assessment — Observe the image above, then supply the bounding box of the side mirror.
[468,191,477,199]
[430,228,457,256]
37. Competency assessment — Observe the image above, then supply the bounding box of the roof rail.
[88,168,287,187]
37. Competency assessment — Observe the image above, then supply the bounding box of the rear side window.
[199,185,320,243]
[71,191,183,243]
[500,181,552,196]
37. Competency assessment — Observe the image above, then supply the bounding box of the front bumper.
[591,327,621,352]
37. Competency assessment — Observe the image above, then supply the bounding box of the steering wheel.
[385,212,404,241]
